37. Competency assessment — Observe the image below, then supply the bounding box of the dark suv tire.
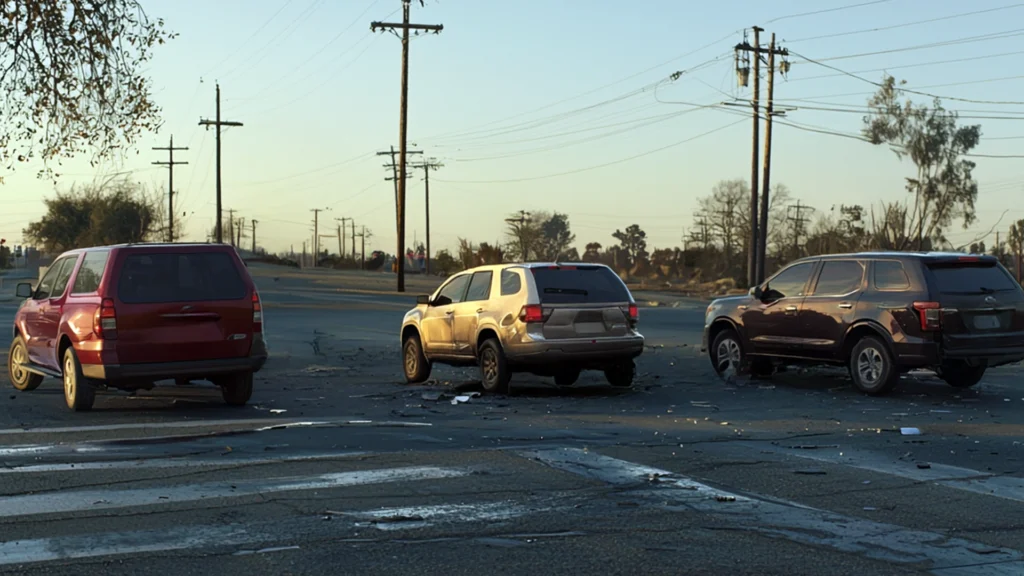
[710,328,745,377]
[8,335,43,392]
[938,362,985,389]
[849,336,899,396]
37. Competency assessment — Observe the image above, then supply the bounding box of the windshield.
[531,265,630,304]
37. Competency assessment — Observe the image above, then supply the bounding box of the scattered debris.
[863,506,877,511]
[916,462,931,469]
[270,409,287,414]
[715,495,736,502]
[794,469,827,475]
[451,392,481,405]
[422,391,451,402]
[788,444,840,450]
[900,427,922,436]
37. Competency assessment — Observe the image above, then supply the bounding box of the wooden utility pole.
[410,159,443,274]
[356,226,370,270]
[371,0,443,292]
[350,219,357,258]
[756,32,789,284]
[236,216,245,247]
[251,219,258,254]
[310,208,328,265]
[225,209,237,247]
[152,135,188,243]
[736,27,761,288]
[335,217,352,258]
[505,210,532,262]
[379,146,421,273]
[787,200,815,259]
[199,84,244,244]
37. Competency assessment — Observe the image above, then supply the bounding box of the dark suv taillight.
[913,301,942,331]
[94,298,117,340]
[252,291,263,333]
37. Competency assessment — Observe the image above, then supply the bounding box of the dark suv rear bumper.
[941,346,1024,368]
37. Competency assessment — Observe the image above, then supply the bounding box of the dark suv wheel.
[710,328,744,377]
[938,362,985,389]
[849,336,899,395]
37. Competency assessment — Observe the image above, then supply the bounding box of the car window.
[465,271,493,302]
[530,265,630,304]
[49,255,79,299]
[117,252,247,304]
[927,262,1020,294]
[436,274,471,305]
[813,261,864,296]
[71,251,110,294]
[874,260,910,291]
[500,269,521,296]
[765,262,815,299]
[33,257,72,300]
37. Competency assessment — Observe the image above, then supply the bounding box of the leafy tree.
[805,204,867,256]
[582,242,603,262]
[1,1,175,176]
[432,249,459,275]
[23,175,166,253]
[863,74,982,250]
[612,224,647,267]
[1009,220,1024,283]
[536,212,576,261]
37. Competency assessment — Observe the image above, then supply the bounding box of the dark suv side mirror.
[748,285,763,300]
[416,294,431,305]
[15,283,33,299]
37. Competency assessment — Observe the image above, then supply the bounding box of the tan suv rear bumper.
[507,335,644,365]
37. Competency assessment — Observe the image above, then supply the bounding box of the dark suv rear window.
[118,252,247,304]
[531,265,630,304]
[928,262,1019,294]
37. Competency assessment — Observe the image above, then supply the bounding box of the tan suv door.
[452,270,494,356]
[422,274,471,354]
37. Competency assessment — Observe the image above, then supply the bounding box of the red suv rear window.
[117,252,247,304]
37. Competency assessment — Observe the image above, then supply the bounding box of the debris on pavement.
[451,392,481,405]
[794,469,827,475]
[421,391,452,402]
[916,462,931,469]
[715,495,736,502]
[900,427,922,436]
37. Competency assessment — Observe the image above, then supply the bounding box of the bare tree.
[1,1,175,177]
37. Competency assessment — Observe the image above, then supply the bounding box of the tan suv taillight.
[94,298,117,340]
[913,301,942,331]
[519,304,544,323]
[252,291,263,333]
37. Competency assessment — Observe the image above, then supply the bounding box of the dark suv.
[8,243,268,411]
[702,252,1024,395]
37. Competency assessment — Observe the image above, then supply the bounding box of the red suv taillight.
[519,304,544,323]
[913,301,942,331]
[94,298,117,340]
[252,291,263,333]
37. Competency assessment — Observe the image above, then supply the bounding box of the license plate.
[973,315,1001,330]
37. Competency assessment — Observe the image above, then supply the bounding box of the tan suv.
[400,263,644,393]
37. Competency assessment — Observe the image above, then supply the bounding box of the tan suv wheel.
[479,338,511,394]
[403,334,432,384]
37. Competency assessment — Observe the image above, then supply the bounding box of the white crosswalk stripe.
[1,437,1023,574]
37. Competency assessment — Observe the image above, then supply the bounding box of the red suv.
[7,243,268,411]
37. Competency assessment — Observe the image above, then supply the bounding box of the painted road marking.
[0,466,470,519]
[342,502,537,531]
[523,448,1024,576]
[0,417,431,438]
[0,451,368,474]
[755,443,1024,505]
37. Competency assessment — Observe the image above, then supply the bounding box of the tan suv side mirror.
[416,294,431,305]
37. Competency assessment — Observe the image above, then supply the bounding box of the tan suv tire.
[63,347,96,411]
[554,368,581,387]
[221,372,254,406]
[849,336,899,396]
[8,336,43,392]
[479,338,511,394]
[403,334,432,384]
[604,361,635,388]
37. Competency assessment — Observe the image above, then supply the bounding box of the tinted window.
[71,251,110,294]
[531,265,630,304]
[500,269,521,296]
[766,262,815,299]
[465,271,493,302]
[117,252,247,304]
[50,256,78,299]
[436,274,470,305]
[813,261,864,296]
[874,260,910,291]
[928,263,1019,294]
[34,257,73,300]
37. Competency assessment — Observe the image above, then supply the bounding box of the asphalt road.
[1,265,1024,575]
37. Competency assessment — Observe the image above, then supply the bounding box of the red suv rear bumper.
[79,335,269,381]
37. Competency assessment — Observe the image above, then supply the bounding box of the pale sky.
[2,0,1023,257]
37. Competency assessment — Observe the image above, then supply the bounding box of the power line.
[765,0,891,24]
[434,118,746,185]
[220,0,330,82]
[814,27,1024,63]
[789,50,1024,106]
[785,4,1024,43]
[786,49,1024,84]
[199,0,298,79]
